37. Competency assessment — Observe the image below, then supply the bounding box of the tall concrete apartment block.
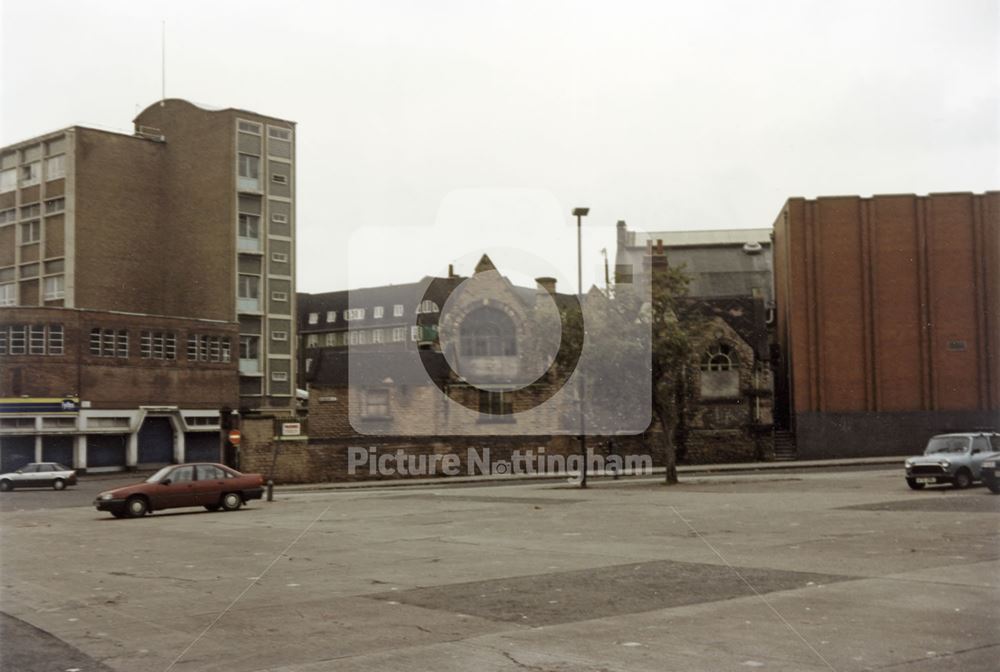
[0,99,296,472]
[772,192,999,458]
[132,100,298,409]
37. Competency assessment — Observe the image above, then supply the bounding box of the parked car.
[904,433,1000,490]
[981,456,1000,494]
[0,462,78,491]
[94,463,264,518]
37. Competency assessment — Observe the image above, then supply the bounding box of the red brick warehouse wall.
[773,191,1000,458]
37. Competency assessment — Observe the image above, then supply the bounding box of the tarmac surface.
[1,465,998,671]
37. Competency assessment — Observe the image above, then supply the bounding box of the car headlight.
[984,461,997,469]
[938,460,950,468]
[99,493,114,500]
[904,459,914,467]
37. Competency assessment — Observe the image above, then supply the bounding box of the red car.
[95,463,264,518]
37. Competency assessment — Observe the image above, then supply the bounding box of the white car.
[0,462,78,491]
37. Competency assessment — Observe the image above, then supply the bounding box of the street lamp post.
[572,207,589,488]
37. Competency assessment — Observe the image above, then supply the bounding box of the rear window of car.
[198,465,227,480]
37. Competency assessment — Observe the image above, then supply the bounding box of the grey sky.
[2,0,997,293]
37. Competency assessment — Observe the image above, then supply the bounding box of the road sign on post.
[228,429,242,446]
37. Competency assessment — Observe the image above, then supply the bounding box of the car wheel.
[906,478,925,490]
[52,478,66,490]
[952,469,972,489]
[125,496,149,518]
[204,504,221,512]
[220,492,242,511]
[0,479,12,492]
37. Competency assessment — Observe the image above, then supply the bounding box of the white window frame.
[271,371,289,382]
[308,312,319,325]
[272,252,288,263]
[43,275,64,300]
[392,327,405,342]
[0,283,15,306]
[373,306,384,319]
[272,331,288,341]
[271,173,288,185]
[238,120,262,135]
[393,304,404,317]
[271,213,288,224]
[45,155,66,180]
[326,311,337,323]
[268,126,293,141]
[344,308,365,321]
[271,291,288,302]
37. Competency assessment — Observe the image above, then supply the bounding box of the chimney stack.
[535,277,557,294]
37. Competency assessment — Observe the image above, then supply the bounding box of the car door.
[158,465,197,509]
[970,436,992,478]
[17,464,40,487]
[194,464,227,505]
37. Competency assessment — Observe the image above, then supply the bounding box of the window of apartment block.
[417,300,439,314]
[0,168,15,192]
[239,335,259,357]
[373,306,384,319]
[272,331,288,341]
[362,389,390,418]
[21,204,41,219]
[45,155,65,180]
[90,328,128,358]
[0,283,15,306]
[304,357,312,373]
[308,312,319,324]
[29,325,46,354]
[45,260,64,275]
[393,304,404,317]
[325,332,336,346]
[0,208,15,224]
[392,327,405,342]
[140,331,177,360]
[7,325,26,354]
[372,328,384,344]
[268,127,292,141]
[43,275,64,300]
[344,308,365,321]
[271,173,288,185]
[238,213,260,239]
[237,274,259,299]
[20,263,39,278]
[20,221,40,244]
[272,252,288,263]
[20,162,40,186]
[45,137,66,155]
[271,291,287,302]
[47,325,63,355]
[187,334,230,362]
[271,371,288,382]
[44,198,65,214]
[326,310,336,323]
[478,390,513,417]
[238,154,260,179]
[306,334,318,348]
[271,212,288,224]
[410,326,420,341]
[238,120,261,135]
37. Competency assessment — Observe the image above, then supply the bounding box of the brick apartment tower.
[772,192,999,458]
[0,99,297,471]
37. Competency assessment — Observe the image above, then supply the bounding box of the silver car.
[0,462,78,491]
[904,433,999,490]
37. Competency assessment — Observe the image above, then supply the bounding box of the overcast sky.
[2,0,997,293]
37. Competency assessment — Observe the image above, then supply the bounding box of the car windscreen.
[924,437,970,454]
[145,466,173,483]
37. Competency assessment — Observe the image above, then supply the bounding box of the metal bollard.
[266,479,274,502]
